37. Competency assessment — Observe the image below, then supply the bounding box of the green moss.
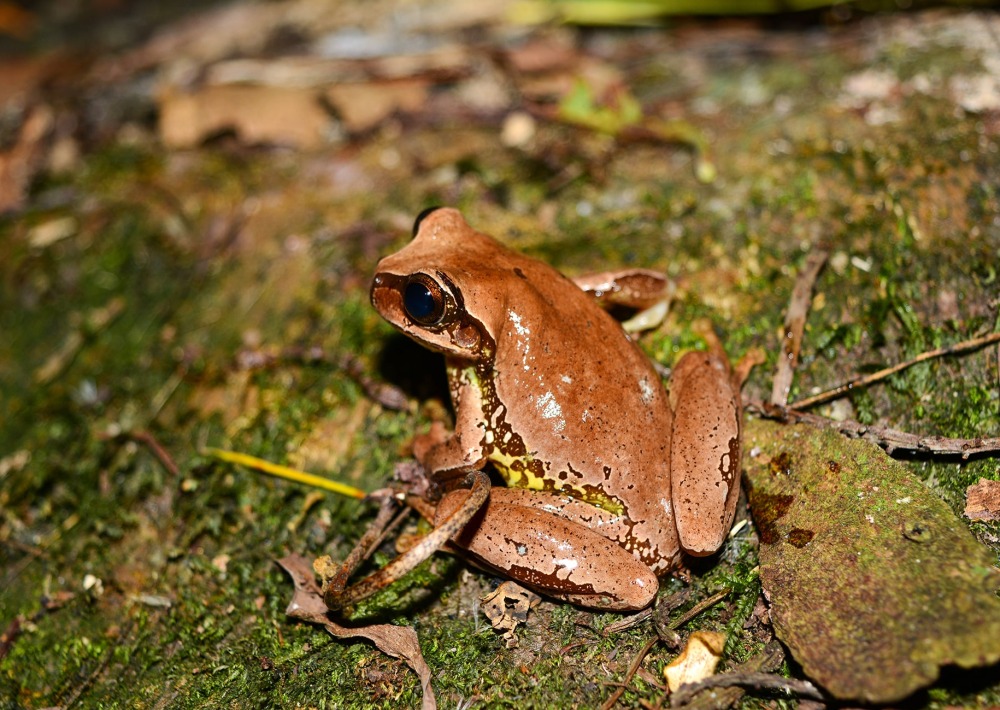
[3,11,1000,708]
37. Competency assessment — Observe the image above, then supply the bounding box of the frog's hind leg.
[434,490,658,611]
[668,344,742,557]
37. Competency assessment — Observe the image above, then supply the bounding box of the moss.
[3,9,1000,708]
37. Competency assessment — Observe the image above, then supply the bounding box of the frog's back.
[483,243,678,570]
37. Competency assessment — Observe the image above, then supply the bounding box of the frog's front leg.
[573,268,676,332]
[572,268,671,310]
[415,361,488,486]
[434,488,658,610]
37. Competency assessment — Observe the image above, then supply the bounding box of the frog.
[367,207,746,611]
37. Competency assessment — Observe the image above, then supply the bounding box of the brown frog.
[365,208,745,610]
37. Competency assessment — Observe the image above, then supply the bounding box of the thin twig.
[129,430,182,477]
[96,429,181,477]
[791,330,1000,410]
[749,399,1000,459]
[602,606,653,635]
[601,589,730,710]
[362,505,413,561]
[324,471,491,609]
[667,588,730,631]
[672,671,823,705]
[237,346,409,411]
[323,497,400,597]
[600,636,659,710]
[673,639,785,710]
[770,246,829,406]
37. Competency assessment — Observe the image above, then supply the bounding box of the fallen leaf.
[965,477,1000,521]
[105,2,293,77]
[28,216,76,249]
[326,78,429,133]
[0,1,36,39]
[277,554,436,710]
[744,418,1000,703]
[480,580,540,648]
[0,104,52,213]
[663,630,726,693]
[158,85,331,149]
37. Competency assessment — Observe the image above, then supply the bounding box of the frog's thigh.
[435,493,657,611]
[669,350,741,556]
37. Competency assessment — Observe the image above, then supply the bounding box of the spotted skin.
[371,208,741,610]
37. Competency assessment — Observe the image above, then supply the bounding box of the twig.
[97,428,181,477]
[324,471,491,609]
[667,588,730,631]
[601,589,730,710]
[749,399,1000,460]
[362,504,413,561]
[672,639,785,710]
[323,496,400,597]
[63,634,117,709]
[791,330,1000,410]
[129,430,182,477]
[600,636,659,710]
[672,671,823,705]
[237,346,409,411]
[602,607,653,635]
[771,246,829,406]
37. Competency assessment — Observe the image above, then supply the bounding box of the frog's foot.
[481,581,541,648]
[323,471,490,610]
[412,421,449,467]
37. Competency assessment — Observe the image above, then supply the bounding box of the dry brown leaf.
[158,85,330,149]
[0,104,52,213]
[0,2,36,39]
[965,477,1000,521]
[106,2,291,77]
[664,631,726,693]
[277,554,437,710]
[326,79,430,133]
[480,581,540,648]
[288,399,371,473]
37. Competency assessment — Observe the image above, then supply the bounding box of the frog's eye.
[403,274,447,326]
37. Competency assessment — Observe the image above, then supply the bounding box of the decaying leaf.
[158,85,331,149]
[965,477,1000,521]
[326,79,429,133]
[277,554,436,710]
[0,104,52,213]
[744,418,1000,703]
[480,580,540,648]
[663,631,726,693]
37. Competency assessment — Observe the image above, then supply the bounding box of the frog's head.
[371,207,509,361]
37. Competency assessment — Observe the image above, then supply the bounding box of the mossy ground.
[1,5,999,708]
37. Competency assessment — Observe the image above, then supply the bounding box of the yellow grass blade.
[205,448,366,499]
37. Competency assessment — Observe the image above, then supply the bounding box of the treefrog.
[370,207,744,610]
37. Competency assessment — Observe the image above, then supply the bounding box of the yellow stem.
[205,448,366,499]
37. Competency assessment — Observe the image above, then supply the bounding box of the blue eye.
[403,275,446,325]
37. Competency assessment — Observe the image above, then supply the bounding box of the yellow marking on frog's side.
[488,449,625,515]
